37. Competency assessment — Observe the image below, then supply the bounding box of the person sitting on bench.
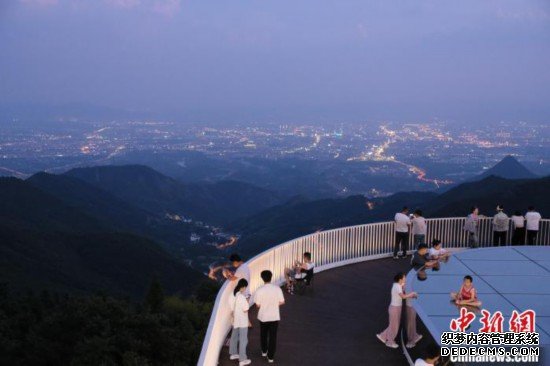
[284,252,315,295]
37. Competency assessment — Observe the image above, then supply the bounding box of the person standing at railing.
[525,206,542,245]
[223,254,251,299]
[511,211,526,245]
[253,270,285,364]
[394,207,411,259]
[228,279,251,366]
[492,205,509,246]
[411,209,427,249]
[464,206,480,248]
[376,272,418,349]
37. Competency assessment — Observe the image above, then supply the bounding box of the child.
[228,279,251,366]
[376,272,418,349]
[411,244,438,271]
[428,239,449,260]
[450,275,482,307]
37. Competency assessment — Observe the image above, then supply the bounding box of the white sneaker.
[376,333,386,344]
[239,360,251,366]
[268,359,274,363]
[386,342,399,349]
[230,355,239,360]
[405,342,415,349]
[262,352,268,357]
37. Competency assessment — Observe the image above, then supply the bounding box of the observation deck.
[198,218,550,366]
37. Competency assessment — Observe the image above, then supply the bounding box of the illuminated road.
[348,125,453,188]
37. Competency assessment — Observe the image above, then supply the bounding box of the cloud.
[104,0,181,16]
[356,23,368,39]
[496,5,550,21]
[19,0,181,16]
[104,0,141,9]
[151,0,181,17]
[19,0,58,6]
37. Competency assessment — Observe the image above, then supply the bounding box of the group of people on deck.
[224,254,285,366]
[465,205,542,247]
[223,253,314,365]
[221,204,543,366]
[394,205,543,258]
[379,238,483,365]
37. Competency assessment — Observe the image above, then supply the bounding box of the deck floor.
[219,257,436,366]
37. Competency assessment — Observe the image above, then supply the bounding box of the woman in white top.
[511,210,525,245]
[228,279,251,366]
[377,273,418,348]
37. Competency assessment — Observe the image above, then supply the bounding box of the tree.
[145,278,164,314]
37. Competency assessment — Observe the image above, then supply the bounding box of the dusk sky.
[1,0,550,122]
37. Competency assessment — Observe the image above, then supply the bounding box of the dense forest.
[0,279,219,366]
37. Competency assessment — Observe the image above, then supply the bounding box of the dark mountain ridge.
[473,155,537,181]
[0,177,203,298]
[65,164,283,225]
[426,175,549,217]
[231,174,549,255]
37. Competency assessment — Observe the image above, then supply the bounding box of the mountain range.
[0,177,203,299]
[473,155,537,181]
[2,155,547,298]
[231,174,549,255]
[65,165,283,226]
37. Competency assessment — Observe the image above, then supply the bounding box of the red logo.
[450,307,476,332]
[479,310,504,333]
[509,310,536,333]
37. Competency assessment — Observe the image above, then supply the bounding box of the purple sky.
[1,0,550,122]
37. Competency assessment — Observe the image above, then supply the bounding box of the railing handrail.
[198,217,550,366]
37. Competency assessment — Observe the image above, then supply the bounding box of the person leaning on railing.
[412,209,427,250]
[223,254,251,299]
[525,206,542,245]
[464,206,480,248]
[411,244,438,271]
[511,211,526,245]
[428,239,450,261]
[492,205,509,247]
[394,206,412,259]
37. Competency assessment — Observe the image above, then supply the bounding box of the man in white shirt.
[224,254,251,298]
[394,207,411,259]
[253,270,285,363]
[492,205,509,246]
[412,209,427,249]
[525,206,542,245]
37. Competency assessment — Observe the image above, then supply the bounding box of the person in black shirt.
[411,244,437,271]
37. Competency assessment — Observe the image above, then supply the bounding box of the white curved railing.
[198,217,550,366]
